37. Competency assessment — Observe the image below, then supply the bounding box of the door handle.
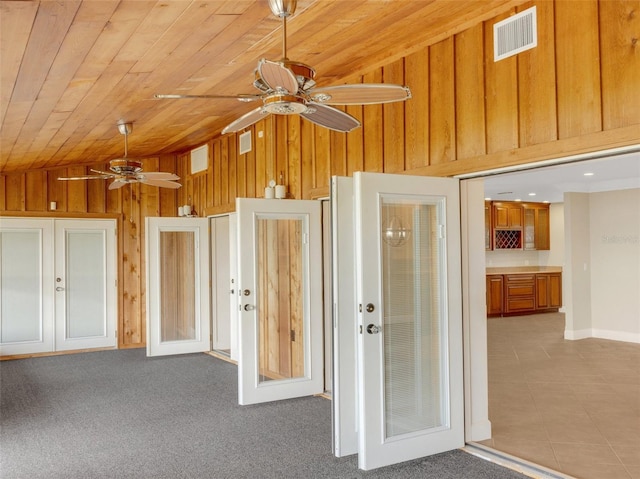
[366,324,381,334]
[56,286,65,292]
[244,304,255,311]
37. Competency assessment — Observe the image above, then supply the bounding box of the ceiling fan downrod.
[267,0,297,60]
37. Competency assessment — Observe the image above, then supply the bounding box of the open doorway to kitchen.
[471,150,640,479]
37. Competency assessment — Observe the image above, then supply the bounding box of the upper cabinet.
[486,201,550,251]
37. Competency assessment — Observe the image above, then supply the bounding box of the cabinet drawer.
[506,284,535,296]
[506,297,536,312]
[505,274,535,283]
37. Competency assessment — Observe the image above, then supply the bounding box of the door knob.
[244,304,255,311]
[366,303,375,313]
[56,286,64,292]
[366,324,381,334]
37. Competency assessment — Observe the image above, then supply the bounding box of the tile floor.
[479,313,640,479]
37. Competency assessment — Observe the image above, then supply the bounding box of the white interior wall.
[563,192,593,339]
[588,188,640,342]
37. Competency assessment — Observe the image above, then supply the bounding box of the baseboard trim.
[565,328,640,344]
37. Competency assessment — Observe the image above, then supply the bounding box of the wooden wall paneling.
[159,155,177,217]
[404,48,430,171]
[212,141,222,207]
[274,116,290,196]
[555,0,602,138]
[49,169,67,213]
[330,127,347,179]
[121,182,143,347]
[277,221,292,377]
[484,10,519,154]
[66,166,87,212]
[86,163,106,214]
[236,137,248,199]
[25,170,46,211]
[266,118,277,191]
[287,116,302,200]
[290,219,303,377]
[455,24,487,160]
[245,132,257,199]
[599,0,640,129]
[0,176,5,211]
[4,174,24,211]
[254,119,269,197]
[429,37,456,164]
[517,1,558,147]
[313,125,330,191]
[345,104,364,175]
[383,59,406,173]
[220,137,229,205]
[228,134,238,203]
[300,118,315,199]
[362,69,384,173]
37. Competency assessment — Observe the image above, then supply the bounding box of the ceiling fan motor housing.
[109,158,143,175]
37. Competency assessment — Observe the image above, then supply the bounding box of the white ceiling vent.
[190,144,208,174]
[239,131,252,155]
[494,6,537,61]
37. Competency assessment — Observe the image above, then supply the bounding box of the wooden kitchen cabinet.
[523,203,550,250]
[536,273,562,310]
[492,202,523,229]
[486,270,562,317]
[504,274,536,314]
[486,275,504,315]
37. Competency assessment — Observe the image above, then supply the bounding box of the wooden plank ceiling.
[0,0,527,174]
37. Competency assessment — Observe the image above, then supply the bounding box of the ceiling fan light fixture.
[268,0,296,17]
[263,94,307,114]
[109,158,143,175]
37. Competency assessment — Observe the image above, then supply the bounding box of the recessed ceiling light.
[514,198,522,202]
[584,172,594,176]
[528,192,536,196]
[484,197,491,201]
[543,200,550,204]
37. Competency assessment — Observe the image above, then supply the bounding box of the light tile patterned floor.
[479,313,640,479]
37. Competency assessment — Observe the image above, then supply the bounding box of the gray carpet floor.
[0,349,529,479]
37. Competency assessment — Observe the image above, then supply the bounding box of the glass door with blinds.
[353,172,464,470]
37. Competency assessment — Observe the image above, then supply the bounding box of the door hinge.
[290,330,295,342]
[303,233,308,244]
[438,224,445,239]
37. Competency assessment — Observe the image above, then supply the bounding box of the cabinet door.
[536,274,550,309]
[548,273,562,308]
[535,207,550,250]
[484,202,492,250]
[486,275,504,315]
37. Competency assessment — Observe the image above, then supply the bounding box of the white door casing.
[146,217,210,357]
[236,198,323,405]
[354,172,464,470]
[54,219,117,351]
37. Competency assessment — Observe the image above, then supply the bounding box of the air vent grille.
[239,131,252,155]
[494,6,537,61]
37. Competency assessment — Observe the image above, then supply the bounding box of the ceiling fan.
[58,122,181,190]
[155,0,411,134]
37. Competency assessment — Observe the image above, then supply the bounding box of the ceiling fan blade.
[90,169,116,176]
[154,93,260,103]
[258,59,299,94]
[139,178,182,189]
[221,106,269,134]
[138,172,180,181]
[58,175,111,181]
[300,103,360,132]
[108,179,129,190]
[309,84,412,105]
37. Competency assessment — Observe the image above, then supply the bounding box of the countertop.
[486,266,562,274]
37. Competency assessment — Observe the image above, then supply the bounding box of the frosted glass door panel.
[381,199,446,438]
[1,231,42,342]
[66,231,107,338]
[0,219,55,356]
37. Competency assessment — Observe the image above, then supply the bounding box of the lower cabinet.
[487,271,562,317]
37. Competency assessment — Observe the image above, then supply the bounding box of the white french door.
[0,218,117,356]
[331,172,464,470]
[146,217,210,357]
[54,219,117,351]
[236,198,323,405]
